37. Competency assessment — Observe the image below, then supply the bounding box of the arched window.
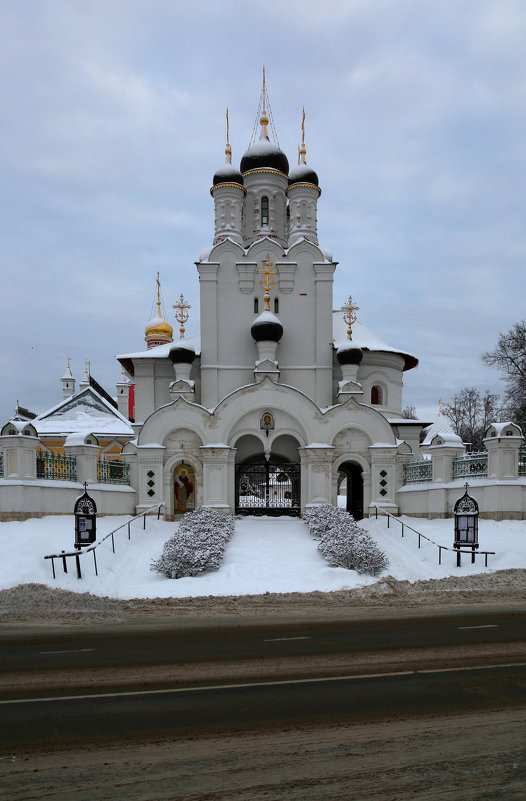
[261,196,269,226]
[254,297,259,313]
[371,385,383,405]
[274,297,279,313]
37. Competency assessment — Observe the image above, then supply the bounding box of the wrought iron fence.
[97,457,129,485]
[403,460,432,485]
[519,447,526,477]
[36,451,77,481]
[452,451,488,480]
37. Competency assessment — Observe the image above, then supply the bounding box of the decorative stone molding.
[236,262,257,293]
[276,262,296,293]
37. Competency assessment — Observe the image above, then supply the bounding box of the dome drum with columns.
[112,73,424,520]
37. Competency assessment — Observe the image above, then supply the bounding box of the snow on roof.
[485,421,523,438]
[34,388,133,437]
[421,411,456,446]
[332,313,418,371]
[117,333,201,362]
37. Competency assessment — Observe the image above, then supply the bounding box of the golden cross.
[341,294,360,339]
[257,255,278,311]
[172,293,191,338]
[257,255,278,292]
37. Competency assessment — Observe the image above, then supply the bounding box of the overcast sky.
[1,0,525,424]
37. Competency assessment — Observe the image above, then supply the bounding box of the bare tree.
[482,320,526,432]
[402,405,417,419]
[441,387,500,450]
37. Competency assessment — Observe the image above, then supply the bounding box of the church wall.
[0,482,137,520]
[358,352,405,415]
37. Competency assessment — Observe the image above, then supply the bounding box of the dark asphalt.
[2,664,526,752]
[2,608,525,678]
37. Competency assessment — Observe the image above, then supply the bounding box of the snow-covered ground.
[0,510,524,600]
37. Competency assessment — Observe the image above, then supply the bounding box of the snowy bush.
[304,505,389,576]
[303,505,347,539]
[151,507,236,579]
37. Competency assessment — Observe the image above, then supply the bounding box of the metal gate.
[236,463,301,516]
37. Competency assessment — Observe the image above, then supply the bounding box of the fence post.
[128,521,131,540]
[143,513,146,529]
[111,532,115,553]
[438,546,442,565]
[75,554,82,580]
[92,549,98,576]
[401,522,404,538]
[418,533,421,549]
[61,553,67,574]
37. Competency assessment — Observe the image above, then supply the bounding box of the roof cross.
[341,295,360,339]
[172,294,191,338]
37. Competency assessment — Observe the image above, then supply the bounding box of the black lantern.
[74,482,97,550]
[453,482,479,565]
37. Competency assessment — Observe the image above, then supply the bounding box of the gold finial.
[155,271,164,318]
[299,107,307,164]
[66,354,71,370]
[257,254,278,311]
[172,293,191,338]
[84,359,90,378]
[225,107,232,164]
[341,295,360,339]
[260,66,269,137]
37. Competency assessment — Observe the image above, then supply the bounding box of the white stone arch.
[138,397,211,448]
[287,239,325,262]
[207,238,245,263]
[216,379,315,447]
[246,237,286,263]
[332,452,372,516]
[323,397,397,447]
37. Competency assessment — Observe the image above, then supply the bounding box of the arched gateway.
[338,460,364,520]
[235,434,301,516]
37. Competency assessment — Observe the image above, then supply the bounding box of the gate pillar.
[299,445,334,512]
[200,445,236,512]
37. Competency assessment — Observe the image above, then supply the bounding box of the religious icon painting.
[173,463,195,513]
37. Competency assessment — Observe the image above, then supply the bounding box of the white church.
[1,80,524,521]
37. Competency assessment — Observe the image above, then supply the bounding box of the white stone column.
[64,444,98,486]
[299,445,334,511]
[136,445,166,514]
[429,439,465,484]
[0,434,39,480]
[484,423,523,480]
[368,444,398,514]
[200,445,236,512]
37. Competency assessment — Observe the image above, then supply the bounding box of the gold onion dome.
[145,273,173,345]
[145,315,173,340]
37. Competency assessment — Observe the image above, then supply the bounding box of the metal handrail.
[44,502,165,580]
[372,506,495,567]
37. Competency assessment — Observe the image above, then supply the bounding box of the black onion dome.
[169,342,195,365]
[336,341,363,366]
[288,163,319,187]
[212,161,244,187]
[240,137,289,175]
[251,311,284,343]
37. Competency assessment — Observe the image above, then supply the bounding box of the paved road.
[2,607,525,687]
[1,608,526,753]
